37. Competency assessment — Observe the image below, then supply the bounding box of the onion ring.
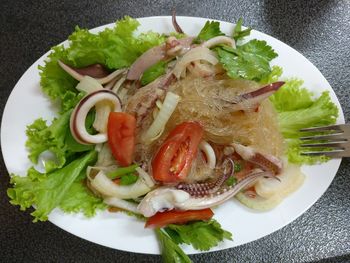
[70,90,121,144]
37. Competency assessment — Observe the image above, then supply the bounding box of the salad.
[6,14,339,262]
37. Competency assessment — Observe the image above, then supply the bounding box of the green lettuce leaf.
[59,180,106,217]
[7,151,97,222]
[277,92,338,138]
[196,21,225,42]
[164,219,232,251]
[39,16,166,111]
[140,60,167,86]
[67,17,165,69]
[270,79,313,112]
[38,46,81,113]
[26,109,95,172]
[270,79,339,164]
[285,138,330,165]
[25,110,72,171]
[215,39,278,81]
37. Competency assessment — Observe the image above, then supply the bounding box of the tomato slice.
[107,112,136,166]
[145,208,214,228]
[151,121,203,183]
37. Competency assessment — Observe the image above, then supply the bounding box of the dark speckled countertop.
[1,0,350,262]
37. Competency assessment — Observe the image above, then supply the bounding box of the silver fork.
[299,124,350,158]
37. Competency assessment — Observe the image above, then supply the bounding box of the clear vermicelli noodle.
[167,75,284,156]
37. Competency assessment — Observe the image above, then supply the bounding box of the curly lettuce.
[39,16,166,112]
[270,79,339,164]
[8,151,99,222]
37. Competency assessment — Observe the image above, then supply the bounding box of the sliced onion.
[75,77,110,133]
[70,90,121,145]
[136,167,155,188]
[104,77,118,90]
[76,76,103,93]
[112,75,126,93]
[117,88,129,103]
[142,91,180,144]
[104,197,139,213]
[173,47,218,79]
[235,191,283,211]
[58,60,88,81]
[58,60,126,84]
[255,160,305,199]
[187,61,215,77]
[127,45,166,80]
[95,143,104,152]
[97,69,127,84]
[89,170,151,199]
[202,36,236,49]
[199,141,216,169]
[95,143,116,166]
[93,102,112,133]
[127,37,194,81]
[75,77,115,133]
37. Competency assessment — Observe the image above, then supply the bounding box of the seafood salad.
[7,14,339,261]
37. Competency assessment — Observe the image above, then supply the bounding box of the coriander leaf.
[59,180,106,217]
[8,151,97,222]
[260,65,283,84]
[240,39,278,61]
[226,177,236,186]
[120,174,139,185]
[165,219,232,251]
[196,21,225,42]
[141,60,167,86]
[233,18,252,42]
[234,163,242,172]
[155,228,192,263]
[215,39,277,81]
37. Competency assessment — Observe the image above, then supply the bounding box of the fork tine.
[299,124,344,132]
[300,149,344,158]
[300,141,348,148]
[299,133,346,141]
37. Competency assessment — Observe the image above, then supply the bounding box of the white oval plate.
[1,16,344,254]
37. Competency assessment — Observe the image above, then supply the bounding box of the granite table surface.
[0,0,350,262]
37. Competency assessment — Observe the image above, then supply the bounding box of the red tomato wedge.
[107,112,136,166]
[145,208,214,228]
[151,121,203,183]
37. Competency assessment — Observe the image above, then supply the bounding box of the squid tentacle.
[176,158,234,197]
